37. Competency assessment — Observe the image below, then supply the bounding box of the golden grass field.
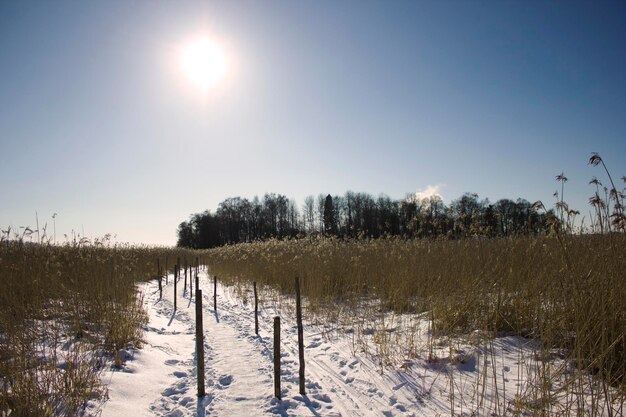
[1,232,624,415]
[0,242,198,416]
[206,234,626,415]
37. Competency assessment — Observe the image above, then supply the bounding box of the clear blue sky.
[1,1,625,245]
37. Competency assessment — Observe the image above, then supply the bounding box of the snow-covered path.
[200,290,274,416]
[92,270,560,417]
[195,277,388,417]
[94,270,431,416]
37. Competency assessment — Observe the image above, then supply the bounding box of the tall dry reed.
[0,240,199,416]
[205,234,626,415]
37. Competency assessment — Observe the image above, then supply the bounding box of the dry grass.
[0,241,199,417]
[205,234,626,415]
[2,206,623,415]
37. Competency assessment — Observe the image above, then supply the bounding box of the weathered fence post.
[157,259,162,300]
[174,265,178,312]
[213,276,217,312]
[295,276,305,395]
[274,316,281,399]
[196,289,205,397]
[253,281,259,335]
[189,264,193,295]
[158,266,163,300]
[184,261,188,294]
[194,257,199,293]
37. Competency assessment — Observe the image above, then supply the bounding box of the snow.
[86,270,613,416]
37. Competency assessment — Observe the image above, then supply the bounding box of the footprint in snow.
[161,381,188,397]
[312,393,332,403]
[307,338,322,348]
[395,403,407,412]
[218,374,233,387]
[179,396,193,407]
[294,395,322,409]
[306,381,322,390]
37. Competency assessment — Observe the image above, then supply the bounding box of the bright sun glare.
[180,37,228,90]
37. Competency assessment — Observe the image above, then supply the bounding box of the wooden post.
[196,289,206,397]
[174,265,178,312]
[157,259,162,300]
[184,262,188,294]
[158,266,163,300]
[190,263,193,295]
[195,257,199,291]
[213,276,217,312]
[295,276,305,395]
[274,316,281,399]
[253,281,259,335]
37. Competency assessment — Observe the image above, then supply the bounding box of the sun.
[180,37,228,90]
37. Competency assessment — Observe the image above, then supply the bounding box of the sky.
[1,1,625,246]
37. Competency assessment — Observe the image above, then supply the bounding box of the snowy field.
[86,270,610,416]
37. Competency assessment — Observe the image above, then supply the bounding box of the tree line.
[177,191,556,248]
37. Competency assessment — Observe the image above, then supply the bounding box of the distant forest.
[177,192,556,248]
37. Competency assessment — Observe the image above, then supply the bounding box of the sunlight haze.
[180,36,229,91]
